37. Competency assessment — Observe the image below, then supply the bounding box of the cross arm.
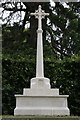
[41,12,49,19]
[30,11,39,19]
[30,13,37,16]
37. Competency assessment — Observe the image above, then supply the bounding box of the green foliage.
[2,23,29,55]
[48,2,80,58]
[2,56,80,115]
[2,2,80,58]
[2,2,80,116]
[2,58,35,115]
[45,56,80,116]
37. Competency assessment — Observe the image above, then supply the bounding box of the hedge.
[2,57,80,115]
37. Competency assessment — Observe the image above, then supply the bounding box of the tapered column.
[30,5,49,78]
[36,29,44,77]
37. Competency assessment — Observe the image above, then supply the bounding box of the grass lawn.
[1,115,80,120]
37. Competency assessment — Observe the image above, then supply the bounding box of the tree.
[2,1,80,115]
[47,2,80,59]
[2,2,50,47]
[2,1,80,59]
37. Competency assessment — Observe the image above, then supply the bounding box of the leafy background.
[1,1,80,116]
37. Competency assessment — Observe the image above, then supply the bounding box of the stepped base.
[23,88,59,96]
[14,88,70,115]
[31,77,51,89]
[14,77,70,116]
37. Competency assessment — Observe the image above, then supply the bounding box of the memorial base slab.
[14,85,70,115]
[14,97,69,115]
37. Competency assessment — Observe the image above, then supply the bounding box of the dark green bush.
[2,57,80,115]
[2,58,35,115]
[45,58,80,116]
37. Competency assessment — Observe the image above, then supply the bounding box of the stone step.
[23,88,59,96]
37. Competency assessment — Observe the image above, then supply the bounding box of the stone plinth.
[23,88,59,96]
[14,85,70,115]
[14,78,70,116]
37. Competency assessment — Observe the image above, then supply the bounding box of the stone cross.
[30,5,49,78]
[14,5,70,116]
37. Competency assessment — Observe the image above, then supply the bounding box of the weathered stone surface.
[14,89,70,115]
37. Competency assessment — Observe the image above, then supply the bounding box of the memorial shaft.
[30,5,49,78]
